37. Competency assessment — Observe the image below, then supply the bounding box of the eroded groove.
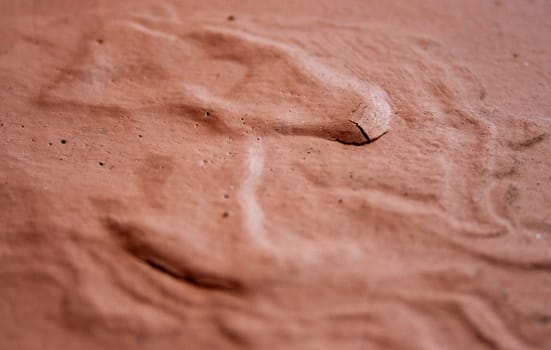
[142,257,243,293]
[104,218,245,294]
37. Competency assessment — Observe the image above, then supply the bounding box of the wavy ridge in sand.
[239,140,268,246]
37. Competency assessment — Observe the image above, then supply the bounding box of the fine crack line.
[335,120,372,146]
[349,120,372,143]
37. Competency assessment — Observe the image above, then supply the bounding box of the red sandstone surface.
[1,1,550,349]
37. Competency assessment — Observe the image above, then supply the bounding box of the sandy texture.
[1,0,550,349]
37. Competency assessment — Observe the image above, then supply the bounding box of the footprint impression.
[40,19,393,295]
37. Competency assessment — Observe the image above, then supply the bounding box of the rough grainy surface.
[1,0,550,349]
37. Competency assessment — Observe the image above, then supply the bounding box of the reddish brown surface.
[1,1,550,349]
